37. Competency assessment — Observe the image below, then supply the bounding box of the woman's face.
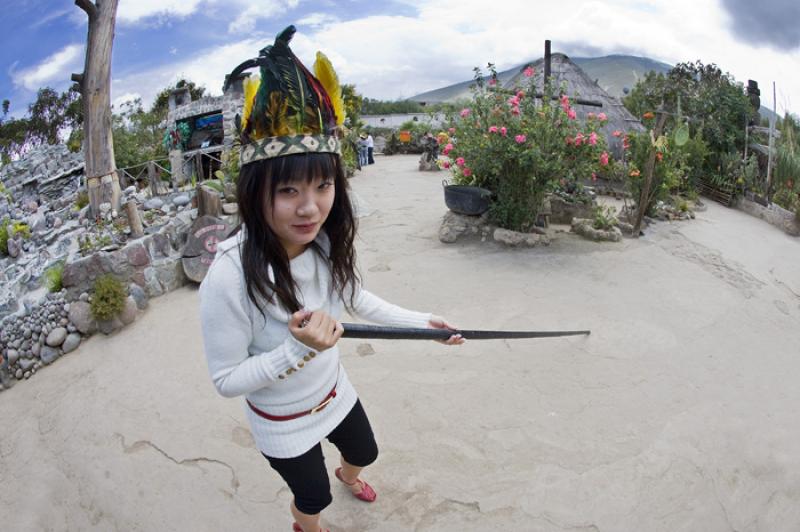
[265,174,335,259]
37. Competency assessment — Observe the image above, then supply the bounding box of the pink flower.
[455,157,465,167]
[599,151,609,166]
[488,78,497,86]
[500,126,507,136]
[568,108,577,120]
[508,96,520,106]
[575,132,585,146]
[523,66,534,77]
[460,108,471,118]
[442,161,451,169]
[511,107,520,115]
[443,143,453,155]
[488,126,498,133]
[560,94,569,107]
[591,172,598,182]
[598,112,607,121]
[463,167,472,177]
[587,112,596,119]
[448,127,456,134]
[566,136,574,146]
[589,132,598,146]
[516,90,525,99]
[515,134,527,144]
[612,130,622,137]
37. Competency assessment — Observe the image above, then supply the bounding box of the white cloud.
[111,38,267,108]
[14,44,84,91]
[226,0,288,33]
[297,12,340,28]
[110,0,799,115]
[117,0,206,24]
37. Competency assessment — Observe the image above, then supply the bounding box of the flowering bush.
[445,65,608,231]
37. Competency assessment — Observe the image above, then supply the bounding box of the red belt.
[247,386,337,422]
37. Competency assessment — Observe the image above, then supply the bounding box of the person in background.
[358,133,369,168]
[366,132,374,164]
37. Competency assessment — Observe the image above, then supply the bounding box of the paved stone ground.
[2,155,800,531]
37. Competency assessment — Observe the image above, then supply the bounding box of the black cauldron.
[442,180,492,215]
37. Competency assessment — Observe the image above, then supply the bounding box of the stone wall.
[0,145,84,204]
[735,195,800,237]
[61,210,195,299]
[166,96,224,124]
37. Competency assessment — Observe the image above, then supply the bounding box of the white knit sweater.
[199,231,431,458]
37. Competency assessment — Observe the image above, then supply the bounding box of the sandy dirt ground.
[2,154,800,532]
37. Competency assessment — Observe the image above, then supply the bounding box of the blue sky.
[2,0,798,118]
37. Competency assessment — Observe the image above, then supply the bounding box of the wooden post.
[766,81,776,197]
[125,199,144,238]
[544,40,551,85]
[148,160,158,196]
[195,153,204,184]
[169,149,183,190]
[197,185,222,217]
[73,0,121,219]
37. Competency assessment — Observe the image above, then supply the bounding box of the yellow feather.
[313,51,345,126]
[241,75,261,132]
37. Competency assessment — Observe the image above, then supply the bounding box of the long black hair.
[234,152,359,316]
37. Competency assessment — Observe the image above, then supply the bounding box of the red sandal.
[292,523,329,532]
[334,467,377,503]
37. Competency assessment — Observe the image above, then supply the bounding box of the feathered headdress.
[225,26,346,166]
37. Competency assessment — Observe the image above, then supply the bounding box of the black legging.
[262,399,378,514]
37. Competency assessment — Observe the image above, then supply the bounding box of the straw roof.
[505,53,644,156]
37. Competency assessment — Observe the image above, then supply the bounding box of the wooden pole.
[196,185,222,217]
[148,160,158,197]
[544,40,551,85]
[74,0,121,219]
[125,199,144,238]
[766,81,776,197]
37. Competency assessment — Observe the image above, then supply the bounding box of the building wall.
[361,113,446,129]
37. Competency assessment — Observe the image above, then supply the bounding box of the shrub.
[446,65,609,231]
[11,221,31,239]
[75,190,89,210]
[90,275,127,321]
[592,205,618,230]
[43,261,65,293]
[0,218,8,255]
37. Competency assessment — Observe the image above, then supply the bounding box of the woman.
[200,26,463,532]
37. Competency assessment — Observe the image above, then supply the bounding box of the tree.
[0,89,83,163]
[341,84,363,129]
[112,98,168,171]
[73,0,121,219]
[624,60,752,174]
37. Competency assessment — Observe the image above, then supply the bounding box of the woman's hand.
[428,315,465,345]
[289,309,344,352]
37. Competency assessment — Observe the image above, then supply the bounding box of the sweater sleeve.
[199,254,315,398]
[347,283,432,328]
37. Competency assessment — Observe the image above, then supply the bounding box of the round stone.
[46,327,68,347]
[62,333,81,354]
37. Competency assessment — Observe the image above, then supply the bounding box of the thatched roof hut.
[503,53,644,157]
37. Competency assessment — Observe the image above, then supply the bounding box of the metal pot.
[442,180,491,215]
